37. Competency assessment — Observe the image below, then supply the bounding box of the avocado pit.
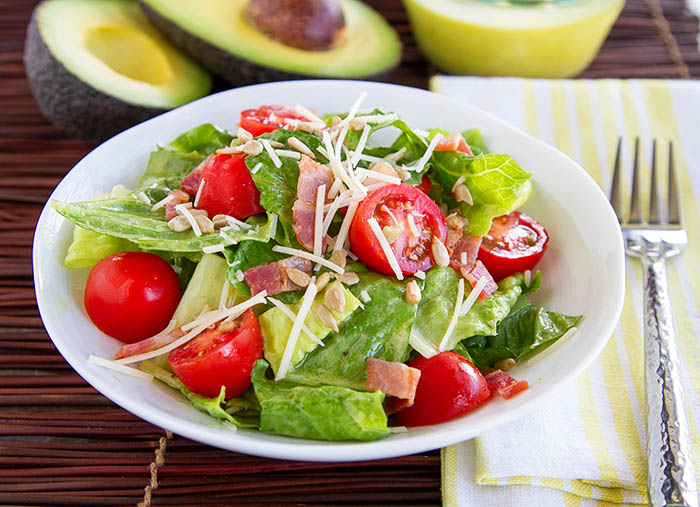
[246,0,346,51]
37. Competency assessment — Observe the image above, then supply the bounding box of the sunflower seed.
[382,225,403,244]
[452,183,473,205]
[267,140,285,149]
[242,140,263,156]
[167,215,191,232]
[315,271,332,291]
[286,267,311,287]
[218,318,240,333]
[212,214,229,229]
[495,358,516,371]
[431,236,450,267]
[335,271,360,285]
[405,280,422,304]
[287,137,316,159]
[329,249,347,269]
[195,215,215,234]
[349,118,366,131]
[325,284,346,313]
[315,304,339,332]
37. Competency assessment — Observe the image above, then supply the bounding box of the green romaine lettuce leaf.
[410,268,529,356]
[139,360,259,428]
[462,128,489,155]
[63,220,138,268]
[246,130,328,247]
[139,123,232,186]
[251,360,390,441]
[286,272,418,390]
[463,302,582,369]
[259,281,361,376]
[52,187,276,253]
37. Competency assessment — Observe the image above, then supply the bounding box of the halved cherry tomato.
[416,174,432,195]
[485,370,529,400]
[239,105,309,137]
[396,352,491,427]
[349,184,447,276]
[435,133,473,156]
[196,153,265,219]
[168,309,263,399]
[478,211,549,281]
[84,252,181,344]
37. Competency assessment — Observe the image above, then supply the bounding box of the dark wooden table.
[2,0,699,505]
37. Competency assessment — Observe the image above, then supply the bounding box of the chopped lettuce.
[286,272,417,390]
[251,360,390,441]
[139,123,232,186]
[463,301,582,369]
[462,128,489,156]
[52,190,276,253]
[63,223,138,268]
[410,268,530,357]
[246,129,328,247]
[260,281,361,376]
[139,360,259,428]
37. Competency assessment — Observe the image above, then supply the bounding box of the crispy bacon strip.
[164,189,190,220]
[179,155,212,196]
[366,358,421,404]
[461,260,498,300]
[114,327,185,360]
[292,155,333,250]
[485,369,529,400]
[244,256,313,296]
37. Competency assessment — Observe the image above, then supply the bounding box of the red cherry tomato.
[416,174,432,195]
[396,352,491,427]
[478,211,549,281]
[196,153,265,219]
[84,252,181,344]
[239,105,309,137]
[435,133,473,156]
[349,184,447,277]
[168,309,263,399]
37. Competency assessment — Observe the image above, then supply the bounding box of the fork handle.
[643,256,698,507]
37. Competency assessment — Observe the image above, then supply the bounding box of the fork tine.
[610,137,624,222]
[649,139,661,224]
[629,137,643,224]
[668,140,681,225]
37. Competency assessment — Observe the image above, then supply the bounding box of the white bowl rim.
[33,79,625,462]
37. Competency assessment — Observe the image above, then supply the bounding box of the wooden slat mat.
[1,0,698,505]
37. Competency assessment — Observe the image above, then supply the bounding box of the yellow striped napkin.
[431,77,700,507]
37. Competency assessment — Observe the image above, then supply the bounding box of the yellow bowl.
[402,0,625,78]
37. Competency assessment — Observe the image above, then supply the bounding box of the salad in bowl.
[49,91,581,442]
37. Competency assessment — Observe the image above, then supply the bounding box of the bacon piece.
[449,235,482,269]
[114,327,185,360]
[461,260,498,300]
[485,369,529,400]
[366,358,421,404]
[292,155,333,250]
[385,396,413,415]
[180,155,213,196]
[164,189,190,220]
[434,134,473,156]
[244,256,312,296]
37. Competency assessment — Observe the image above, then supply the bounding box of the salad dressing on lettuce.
[54,94,581,441]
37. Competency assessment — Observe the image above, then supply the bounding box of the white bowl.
[33,80,625,462]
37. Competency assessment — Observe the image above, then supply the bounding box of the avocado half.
[138,0,402,85]
[24,0,211,144]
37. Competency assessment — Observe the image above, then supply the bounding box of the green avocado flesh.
[138,0,401,82]
[24,0,211,143]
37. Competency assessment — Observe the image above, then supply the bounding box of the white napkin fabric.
[432,76,700,507]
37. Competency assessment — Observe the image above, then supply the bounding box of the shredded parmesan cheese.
[460,275,489,316]
[151,193,174,211]
[275,280,318,380]
[414,270,426,280]
[175,204,202,237]
[359,290,371,303]
[137,191,150,204]
[337,91,367,129]
[202,244,225,254]
[251,162,262,174]
[275,149,301,159]
[267,296,323,346]
[193,178,206,208]
[451,175,466,193]
[272,245,344,274]
[406,214,420,237]
[327,177,344,200]
[88,355,154,380]
[294,104,324,124]
[367,217,404,280]
[439,278,465,351]
[350,123,372,168]
[313,184,326,258]
[117,293,267,365]
[261,139,282,168]
[226,216,251,229]
[409,329,439,359]
[409,133,443,174]
[333,201,358,253]
[356,168,401,185]
[268,213,278,240]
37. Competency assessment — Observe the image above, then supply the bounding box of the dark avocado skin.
[24,8,167,145]
[138,1,394,87]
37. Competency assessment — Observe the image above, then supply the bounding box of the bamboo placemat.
[2,0,699,505]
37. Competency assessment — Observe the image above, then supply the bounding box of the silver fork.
[610,138,698,507]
